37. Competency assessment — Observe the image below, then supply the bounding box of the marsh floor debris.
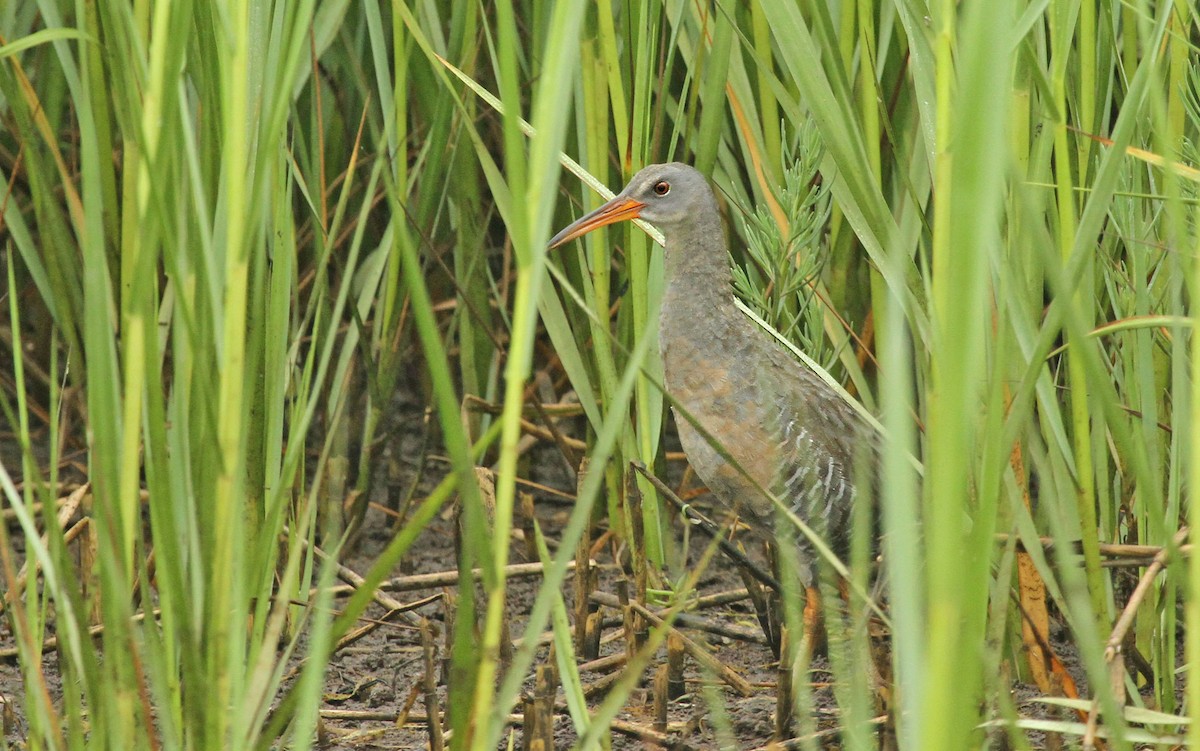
[0,387,1173,750]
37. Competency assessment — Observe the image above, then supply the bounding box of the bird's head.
[549,162,712,248]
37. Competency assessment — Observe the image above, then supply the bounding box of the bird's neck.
[661,207,736,318]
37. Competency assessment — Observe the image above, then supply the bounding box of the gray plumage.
[551,163,876,581]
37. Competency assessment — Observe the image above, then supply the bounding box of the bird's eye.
[652,180,670,196]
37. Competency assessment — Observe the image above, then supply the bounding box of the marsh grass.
[2,0,1199,749]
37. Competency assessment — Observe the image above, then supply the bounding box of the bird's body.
[551,163,873,577]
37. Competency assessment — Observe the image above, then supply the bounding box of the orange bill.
[548,196,645,248]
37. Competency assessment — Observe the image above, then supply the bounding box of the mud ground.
[0,381,1141,750]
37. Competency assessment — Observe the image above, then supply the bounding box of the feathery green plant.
[731,122,835,368]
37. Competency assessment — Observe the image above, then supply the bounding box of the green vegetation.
[1,0,1198,749]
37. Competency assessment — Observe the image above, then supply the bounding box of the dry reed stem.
[320,708,692,747]
[315,559,590,598]
[1,481,89,616]
[591,591,753,697]
[1082,525,1189,750]
[632,460,780,590]
[575,456,594,657]
[775,625,794,739]
[420,619,445,751]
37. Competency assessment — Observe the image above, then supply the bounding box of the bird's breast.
[659,304,782,521]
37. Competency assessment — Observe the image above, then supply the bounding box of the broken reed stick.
[0,484,78,522]
[616,578,638,669]
[520,491,538,562]
[690,587,754,608]
[333,595,440,653]
[590,590,765,645]
[526,369,585,475]
[580,667,625,699]
[775,625,793,739]
[512,613,624,651]
[312,559,592,599]
[747,717,887,751]
[420,620,445,751]
[577,652,626,674]
[673,610,766,645]
[439,587,456,685]
[666,632,686,699]
[303,544,444,658]
[460,467,513,668]
[1083,525,1190,751]
[994,533,1193,562]
[320,708,690,749]
[630,461,780,591]
[522,660,557,751]
[462,394,586,418]
[309,542,422,626]
[0,589,435,664]
[625,468,649,614]
[737,565,776,650]
[652,663,670,732]
[0,608,157,660]
[460,396,587,453]
[1,482,90,616]
[574,457,595,658]
[583,610,603,659]
[1103,525,1190,661]
[591,591,754,697]
[520,702,537,751]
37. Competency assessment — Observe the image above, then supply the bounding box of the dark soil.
[0,381,1148,750]
[304,384,842,750]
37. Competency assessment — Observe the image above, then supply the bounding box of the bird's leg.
[768,539,828,659]
[801,583,828,657]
